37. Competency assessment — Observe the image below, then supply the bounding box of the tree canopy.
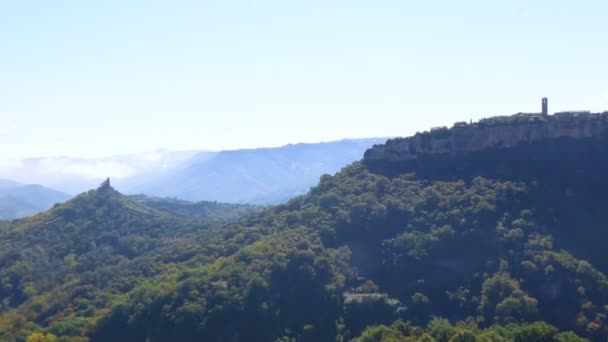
[2,134,608,341]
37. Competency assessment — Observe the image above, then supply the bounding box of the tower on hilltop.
[542,97,548,116]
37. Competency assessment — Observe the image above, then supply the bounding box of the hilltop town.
[364,98,608,163]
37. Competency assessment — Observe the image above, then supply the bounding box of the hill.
[128,194,263,225]
[125,138,387,204]
[86,114,608,341]
[3,113,608,341]
[0,180,259,341]
[0,180,71,220]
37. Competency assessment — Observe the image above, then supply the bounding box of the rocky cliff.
[364,111,608,164]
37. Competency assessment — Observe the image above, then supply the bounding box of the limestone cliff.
[364,111,608,164]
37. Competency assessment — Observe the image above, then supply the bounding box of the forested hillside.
[3,131,608,341]
[129,194,263,226]
[5,0,606,340]
[0,181,260,341]
[89,132,608,341]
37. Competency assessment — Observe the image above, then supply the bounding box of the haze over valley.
[2,1,607,341]
[0,139,385,219]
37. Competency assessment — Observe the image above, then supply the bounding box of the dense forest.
[3,133,608,341]
[128,194,262,225]
[0,182,261,341]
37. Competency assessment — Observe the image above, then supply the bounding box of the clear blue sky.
[1,0,607,158]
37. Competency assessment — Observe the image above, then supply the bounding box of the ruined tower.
[542,97,548,116]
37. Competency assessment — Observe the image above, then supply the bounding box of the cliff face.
[364,112,608,164]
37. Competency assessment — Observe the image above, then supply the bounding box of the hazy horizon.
[1,136,387,161]
[2,1,607,159]
[0,137,387,194]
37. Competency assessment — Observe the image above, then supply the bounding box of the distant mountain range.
[123,138,387,204]
[0,179,71,220]
[0,138,387,205]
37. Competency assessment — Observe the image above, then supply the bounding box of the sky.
[1,0,607,159]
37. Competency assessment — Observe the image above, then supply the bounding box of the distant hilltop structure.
[99,177,111,190]
[506,97,551,116]
[364,98,608,164]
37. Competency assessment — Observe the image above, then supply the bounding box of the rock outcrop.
[98,177,112,191]
[364,111,608,164]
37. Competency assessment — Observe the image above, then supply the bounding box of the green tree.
[514,322,559,342]
[26,333,59,342]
